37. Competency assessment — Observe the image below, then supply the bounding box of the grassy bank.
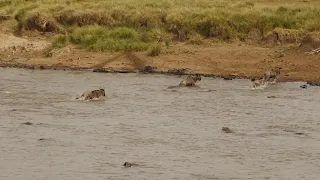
[1,0,320,52]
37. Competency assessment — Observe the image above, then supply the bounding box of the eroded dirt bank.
[0,28,319,82]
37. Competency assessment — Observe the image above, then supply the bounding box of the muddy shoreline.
[0,62,303,82]
[0,62,246,79]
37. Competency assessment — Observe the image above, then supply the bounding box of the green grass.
[187,33,204,45]
[69,26,150,51]
[52,34,68,48]
[0,0,319,52]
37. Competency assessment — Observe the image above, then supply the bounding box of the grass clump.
[187,33,204,45]
[148,44,162,56]
[52,34,68,48]
[263,28,307,44]
[69,26,150,52]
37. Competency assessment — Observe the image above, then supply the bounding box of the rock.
[93,68,115,73]
[138,65,155,73]
[167,68,189,75]
[267,96,277,98]
[300,84,308,89]
[123,162,139,167]
[222,127,233,133]
[123,162,132,167]
[93,68,133,73]
[21,122,33,125]
[23,65,34,70]
[223,76,233,80]
[294,132,305,135]
[307,81,320,86]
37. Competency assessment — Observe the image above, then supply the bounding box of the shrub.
[148,44,161,56]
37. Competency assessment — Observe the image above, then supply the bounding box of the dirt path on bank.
[0,24,319,81]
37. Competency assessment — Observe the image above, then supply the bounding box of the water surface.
[0,67,319,180]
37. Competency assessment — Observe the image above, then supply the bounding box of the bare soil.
[0,22,319,81]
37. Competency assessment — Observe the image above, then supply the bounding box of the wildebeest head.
[99,88,106,96]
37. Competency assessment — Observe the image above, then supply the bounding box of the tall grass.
[52,34,68,48]
[69,26,150,51]
[0,0,319,51]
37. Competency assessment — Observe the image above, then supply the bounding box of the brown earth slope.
[0,22,319,82]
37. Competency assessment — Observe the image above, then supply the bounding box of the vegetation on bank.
[0,0,320,52]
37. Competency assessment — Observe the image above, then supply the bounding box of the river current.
[0,67,319,180]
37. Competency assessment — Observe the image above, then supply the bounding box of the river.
[0,67,319,180]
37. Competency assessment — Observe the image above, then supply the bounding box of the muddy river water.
[0,67,319,180]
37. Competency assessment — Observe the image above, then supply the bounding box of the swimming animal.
[168,75,202,89]
[179,74,202,86]
[76,88,106,100]
[251,78,265,88]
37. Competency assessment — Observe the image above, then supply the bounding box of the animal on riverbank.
[263,67,282,83]
[168,75,202,89]
[76,88,106,100]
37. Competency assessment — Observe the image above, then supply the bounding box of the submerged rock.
[21,122,33,125]
[267,95,278,98]
[123,162,139,167]
[222,127,234,133]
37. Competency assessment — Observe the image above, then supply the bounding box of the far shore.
[0,26,319,82]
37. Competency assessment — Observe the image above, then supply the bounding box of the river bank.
[0,25,319,82]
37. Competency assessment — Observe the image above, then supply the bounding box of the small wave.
[252,83,269,90]
[75,96,106,101]
[167,85,180,89]
[199,89,216,92]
